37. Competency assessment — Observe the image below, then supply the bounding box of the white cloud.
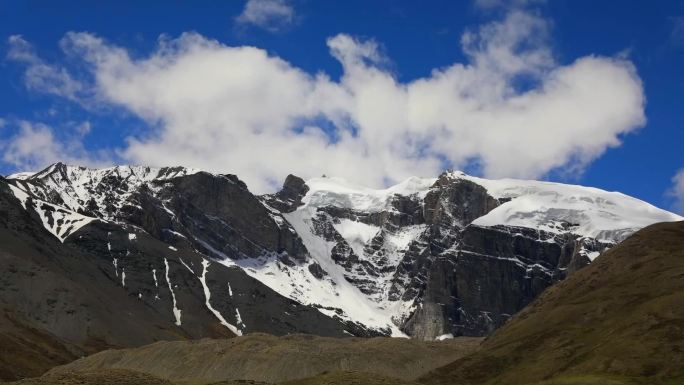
[3,122,73,170]
[8,10,646,193]
[669,169,684,214]
[7,35,85,101]
[0,121,110,172]
[235,0,295,32]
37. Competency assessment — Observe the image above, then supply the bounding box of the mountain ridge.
[1,162,681,344]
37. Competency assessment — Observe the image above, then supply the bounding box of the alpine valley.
[0,163,681,381]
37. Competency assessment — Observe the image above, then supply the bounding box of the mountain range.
[20,220,683,385]
[0,162,681,381]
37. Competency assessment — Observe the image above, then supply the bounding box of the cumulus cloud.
[235,0,295,32]
[669,169,684,214]
[7,35,85,101]
[0,121,108,171]
[7,10,646,192]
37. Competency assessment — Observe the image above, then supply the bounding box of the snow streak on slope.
[283,208,408,336]
[217,238,404,335]
[198,259,242,335]
[164,258,182,326]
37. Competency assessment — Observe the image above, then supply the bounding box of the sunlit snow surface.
[457,173,683,242]
[303,176,436,212]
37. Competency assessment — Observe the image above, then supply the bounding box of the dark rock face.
[400,225,610,338]
[261,174,309,213]
[130,172,310,263]
[423,176,500,227]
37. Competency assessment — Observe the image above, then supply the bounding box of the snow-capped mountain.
[2,163,681,341]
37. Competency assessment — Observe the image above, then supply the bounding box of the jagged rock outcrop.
[262,174,309,213]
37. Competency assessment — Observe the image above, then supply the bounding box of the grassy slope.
[44,333,481,384]
[282,371,421,385]
[6,369,173,385]
[421,221,684,385]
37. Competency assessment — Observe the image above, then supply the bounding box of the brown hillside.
[45,333,481,384]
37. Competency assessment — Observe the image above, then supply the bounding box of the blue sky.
[0,0,683,212]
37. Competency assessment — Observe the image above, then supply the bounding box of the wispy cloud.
[669,16,684,47]
[6,35,85,102]
[235,0,295,32]
[7,10,646,193]
[668,169,684,214]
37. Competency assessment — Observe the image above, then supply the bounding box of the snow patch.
[235,308,245,328]
[179,258,194,274]
[586,251,601,261]
[7,182,95,242]
[7,183,29,209]
[164,258,182,326]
